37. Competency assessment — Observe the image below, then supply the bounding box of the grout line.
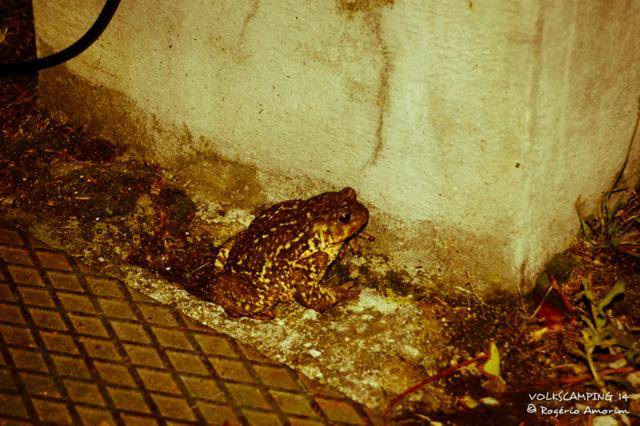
[170,309,252,426]
[0,241,81,423]
[113,278,212,425]
[18,230,124,425]
[223,336,297,425]
[63,253,171,426]
[0,309,39,422]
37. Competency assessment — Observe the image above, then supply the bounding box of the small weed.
[577,96,640,259]
[0,26,8,45]
[571,280,634,390]
[577,189,640,259]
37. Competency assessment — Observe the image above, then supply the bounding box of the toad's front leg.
[204,273,275,319]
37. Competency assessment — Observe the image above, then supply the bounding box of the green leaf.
[598,281,625,310]
[570,347,586,359]
[480,342,502,382]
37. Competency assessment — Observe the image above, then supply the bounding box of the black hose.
[0,0,121,76]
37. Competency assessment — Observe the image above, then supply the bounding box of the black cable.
[0,0,121,76]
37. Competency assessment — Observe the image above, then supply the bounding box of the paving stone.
[9,348,48,373]
[76,406,115,425]
[6,266,43,286]
[0,369,16,390]
[29,308,67,331]
[0,247,33,266]
[85,277,125,298]
[181,375,225,401]
[151,394,197,421]
[227,383,271,410]
[32,398,73,424]
[139,304,179,326]
[80,337,120,360]
[0,226,376,425]
[47,271,83,292]
[152,327,192,350]
[68,313,108,337]
[196,402,240,425]
[0,392,28,418]
[57,293,96,314]
[238,343,273,363]
[99,298,136,320]
[316,398,366,425]
[35,251,72,271]
[210,358,256,383]
[111,320,150,343]
[243,409,283,426]
[52,354,91,379]
[27,238,49,250]
[129,290,157,303]
[18,287,54,308]
[94,361,136,387]
[0,325,35,348]
[270,390,317,417]
[64,379,106,405]
[0,284,15,302]
[40,332,79,355]
[193,333,238,358]
[138,368,180,394]
[166,351,208,375]
[0,229,23,246]
[254,365,299,391]
[124,344,165,368]
[0,303,26,324]
[120,413,159,425]
[108,387,151,413]
[21,372,60,398]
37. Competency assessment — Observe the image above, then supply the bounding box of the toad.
[203,187,369,319]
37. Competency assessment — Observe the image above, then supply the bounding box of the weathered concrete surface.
[119,266,444,409]
[33,0,640,294]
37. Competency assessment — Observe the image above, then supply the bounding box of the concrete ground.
[0,226,380,425]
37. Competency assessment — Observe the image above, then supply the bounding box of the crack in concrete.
[367,13,392,165]
[335,1,394,166]
[239,0,260,43]
[515,2,546,282]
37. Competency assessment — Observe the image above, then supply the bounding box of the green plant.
[577,96,640,258]
[577,189,640,258]
[572,280,627,390]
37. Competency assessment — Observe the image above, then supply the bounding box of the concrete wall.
[33,0,640,293]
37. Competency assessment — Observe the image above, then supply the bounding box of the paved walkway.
[0,227,380,425]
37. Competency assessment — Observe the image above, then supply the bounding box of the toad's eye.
[339,212,351,223]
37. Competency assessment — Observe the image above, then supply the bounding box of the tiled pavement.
[0,227,380,425]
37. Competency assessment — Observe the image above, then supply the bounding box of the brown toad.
[204,187,369,319]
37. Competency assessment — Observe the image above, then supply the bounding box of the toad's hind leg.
[204,273,275,319]
[294,282,338,312]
